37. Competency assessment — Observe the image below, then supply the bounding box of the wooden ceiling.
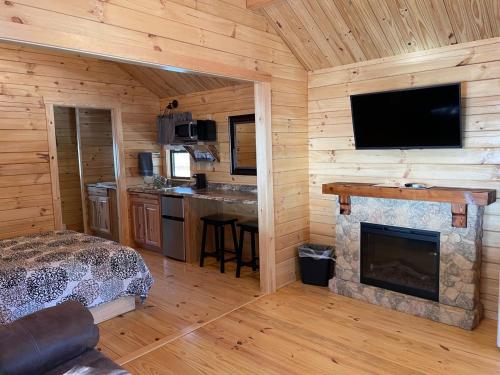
[260,0,500,71]
[117,63,243,98]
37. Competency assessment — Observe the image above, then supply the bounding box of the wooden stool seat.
[236,220,259,278]
[199,214,239,274]
[201,214,238,225]
[237,220,258,232]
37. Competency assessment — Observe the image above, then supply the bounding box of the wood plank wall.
[308,38,500,319]
[0,42,160,239]
[235,118,257,169]
[78,108,115,184]
[54,106,83,231]
[161,84,257,185]
[0,0,309,288]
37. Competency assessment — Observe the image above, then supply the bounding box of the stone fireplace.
[322,182,496,329]
[330,196,484,329]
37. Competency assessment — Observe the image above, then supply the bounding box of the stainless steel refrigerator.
[161,195,186,261]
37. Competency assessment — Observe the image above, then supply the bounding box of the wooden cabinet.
[87,186,118,241]
[129,193,162,252]
[144,203,161,249]
[88,195,110,235]
[131,201,145,244]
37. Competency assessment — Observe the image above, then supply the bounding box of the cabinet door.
[97,196,111,236]
[131,202,146,245]
[88,195,99,232]
[108,189,119,241]
[144,203,161,249]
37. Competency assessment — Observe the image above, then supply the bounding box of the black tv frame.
[350,82,462,150]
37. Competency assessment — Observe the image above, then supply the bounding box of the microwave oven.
[174,120,216,144]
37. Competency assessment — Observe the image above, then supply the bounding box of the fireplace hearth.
[360,223,440,302]
[327,196,486,329]
[322,183,496,329]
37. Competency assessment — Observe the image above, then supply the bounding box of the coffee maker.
[192,173,207,189]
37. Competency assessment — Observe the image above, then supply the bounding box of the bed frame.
[89,296,136,324]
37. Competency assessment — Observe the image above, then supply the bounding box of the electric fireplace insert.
[360,222,440,301]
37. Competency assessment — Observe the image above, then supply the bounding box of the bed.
[0,230,153,324]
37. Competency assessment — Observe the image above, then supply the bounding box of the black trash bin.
[298,244,335,286]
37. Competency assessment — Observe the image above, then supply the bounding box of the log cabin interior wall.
[308,38,500,319]
[160,84,257,185]
[0,0,310,289]
[54,106,83,232]
[234,117,257,170]
[77,108,115,185]
[0,42,160,240]
[0,0,498,299]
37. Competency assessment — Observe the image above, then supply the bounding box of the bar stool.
[236,220,259,278]
[199,214,239,273]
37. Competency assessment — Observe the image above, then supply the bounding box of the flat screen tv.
[350,83,461,149]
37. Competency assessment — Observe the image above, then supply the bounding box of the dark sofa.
[0,301,129,375]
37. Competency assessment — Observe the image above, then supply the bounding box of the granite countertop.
[128,184,257,205]
[87,182,117,190]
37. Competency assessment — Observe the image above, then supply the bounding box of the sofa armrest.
[0,301,99,375]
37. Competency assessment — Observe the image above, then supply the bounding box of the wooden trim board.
[44,98,128,244]
[255,81,276,293]
[90,295,136,324]
[323,182,496,228]
[45,104,63,230]
[498,272,500,347]
[0,27,271,83]
[74,108,90,234]
[322,182,496,206]
[110,105,130,246]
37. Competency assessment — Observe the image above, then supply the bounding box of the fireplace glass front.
[360,222,440,301]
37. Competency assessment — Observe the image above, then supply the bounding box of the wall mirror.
[229,114,257,176]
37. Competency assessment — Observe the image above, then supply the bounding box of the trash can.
[298,244,335,286]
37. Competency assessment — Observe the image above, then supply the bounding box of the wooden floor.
[97,250,261,364]
[100,251,500,374]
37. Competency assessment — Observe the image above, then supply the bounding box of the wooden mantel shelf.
[322,182,496,228]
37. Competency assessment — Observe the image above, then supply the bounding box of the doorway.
[37,55,274,293]
[52,105,122,242]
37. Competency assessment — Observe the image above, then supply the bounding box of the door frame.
[254,81,276,294]
[12,43,277,293]
[44,97,129,245]
[44,83,275,294]
[74,108,89,234]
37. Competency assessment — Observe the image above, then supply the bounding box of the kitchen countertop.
[128,185,258,205]
[87,182,117,190]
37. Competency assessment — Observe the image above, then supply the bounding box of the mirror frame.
[229,113,257,176]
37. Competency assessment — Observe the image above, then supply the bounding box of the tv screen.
[350,83,461,149]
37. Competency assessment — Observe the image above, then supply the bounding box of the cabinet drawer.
[88,186,108,197]
[129,192,160,205]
